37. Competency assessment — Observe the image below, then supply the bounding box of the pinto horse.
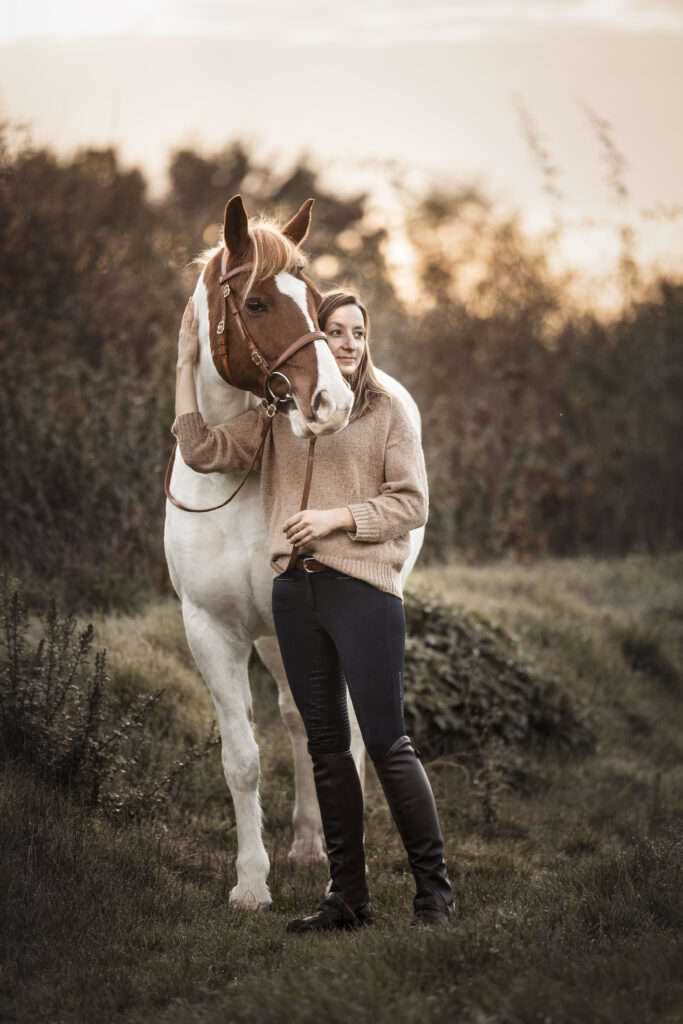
[164,195,424,909]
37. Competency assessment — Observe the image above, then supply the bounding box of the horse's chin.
[287,407,350,438]
[289,414,315,439]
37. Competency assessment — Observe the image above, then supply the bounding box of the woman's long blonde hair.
[317,292,388,422]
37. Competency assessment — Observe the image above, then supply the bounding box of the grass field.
[2,554,682,1024]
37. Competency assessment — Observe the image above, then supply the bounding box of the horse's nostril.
[312,389,329,421]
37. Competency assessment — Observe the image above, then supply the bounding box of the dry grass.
[1,554,682,1024]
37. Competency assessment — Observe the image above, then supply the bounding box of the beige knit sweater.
[170,392,428,598]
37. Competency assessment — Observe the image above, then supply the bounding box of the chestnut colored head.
[202,195,353,437]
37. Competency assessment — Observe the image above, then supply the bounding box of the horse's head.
[200,195,353,437]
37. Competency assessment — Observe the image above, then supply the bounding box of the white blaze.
[273,270,315,330]
[273,271,353,435]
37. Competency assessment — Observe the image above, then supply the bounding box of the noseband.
[212,249,326,413]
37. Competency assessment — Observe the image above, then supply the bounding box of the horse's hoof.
[229,885,272,912]
[288,846,327,868]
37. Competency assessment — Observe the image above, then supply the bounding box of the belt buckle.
[302,557,317,574]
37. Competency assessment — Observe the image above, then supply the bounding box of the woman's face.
[324,303,366,379]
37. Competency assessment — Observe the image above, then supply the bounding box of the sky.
[1,0,681,297]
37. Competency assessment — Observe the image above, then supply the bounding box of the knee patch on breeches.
[306,631,351,756]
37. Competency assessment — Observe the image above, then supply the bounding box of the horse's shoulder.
[374,369,422,435]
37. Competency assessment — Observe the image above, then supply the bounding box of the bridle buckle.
[251,351,263,366]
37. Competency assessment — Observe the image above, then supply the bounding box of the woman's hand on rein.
[177,297,199,367]
[283,507,355,545]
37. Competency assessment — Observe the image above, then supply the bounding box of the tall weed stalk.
[0,567,217,817]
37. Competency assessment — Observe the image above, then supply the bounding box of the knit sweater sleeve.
[347,396,429,543]
[170,407,267,474]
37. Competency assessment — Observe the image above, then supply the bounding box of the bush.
[402,586,593,760]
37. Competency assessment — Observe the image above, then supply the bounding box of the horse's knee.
[222,741,260,792]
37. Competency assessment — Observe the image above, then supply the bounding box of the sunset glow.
[4,0,683,41]
[1,0,681,286]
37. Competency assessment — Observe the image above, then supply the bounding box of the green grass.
[2,554,682,1024]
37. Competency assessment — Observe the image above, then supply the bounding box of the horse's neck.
[195,361,258,426]
[194,297,259,425]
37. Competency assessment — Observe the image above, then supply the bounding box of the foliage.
[0,128,181,606]
[402,189,683,559]
[402,586,592,760]
[0,567,217,816]
[0,125,682,606]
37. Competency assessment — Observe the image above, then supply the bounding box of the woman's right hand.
[177,297,199,367]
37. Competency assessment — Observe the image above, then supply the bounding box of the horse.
[164,194,424,909]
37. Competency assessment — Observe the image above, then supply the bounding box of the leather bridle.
[212,250,325,403]
[165,250,326,513]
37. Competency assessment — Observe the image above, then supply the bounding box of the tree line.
[0,126,680,609]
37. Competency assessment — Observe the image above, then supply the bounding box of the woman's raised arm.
[175,298,200,418]
[171,297,267,475]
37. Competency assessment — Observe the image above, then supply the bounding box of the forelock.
[192,217,309,304]
[249,222,307,280]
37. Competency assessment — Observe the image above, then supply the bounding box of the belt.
[294,557,331,574]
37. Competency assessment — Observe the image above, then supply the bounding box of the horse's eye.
[245,298,267,314]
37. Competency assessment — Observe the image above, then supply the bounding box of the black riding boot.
[287,750,373,933]
[373,735,455,927]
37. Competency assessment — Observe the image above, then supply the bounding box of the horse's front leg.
[254,636,326,865]
[348,699,366,791]
[183,600,271,909]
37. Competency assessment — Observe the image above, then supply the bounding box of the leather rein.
[165,251,325,513]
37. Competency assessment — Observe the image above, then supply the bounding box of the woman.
[172,289,455,931]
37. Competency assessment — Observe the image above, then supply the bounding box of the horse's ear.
[223,195,250,255]
[282,198,315,246]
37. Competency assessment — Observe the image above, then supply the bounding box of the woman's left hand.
[283,508,353,545]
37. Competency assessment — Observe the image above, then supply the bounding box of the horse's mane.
[195,217,308,304]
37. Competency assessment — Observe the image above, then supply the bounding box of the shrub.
[402,586,593,760]
[0,567,217,816]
